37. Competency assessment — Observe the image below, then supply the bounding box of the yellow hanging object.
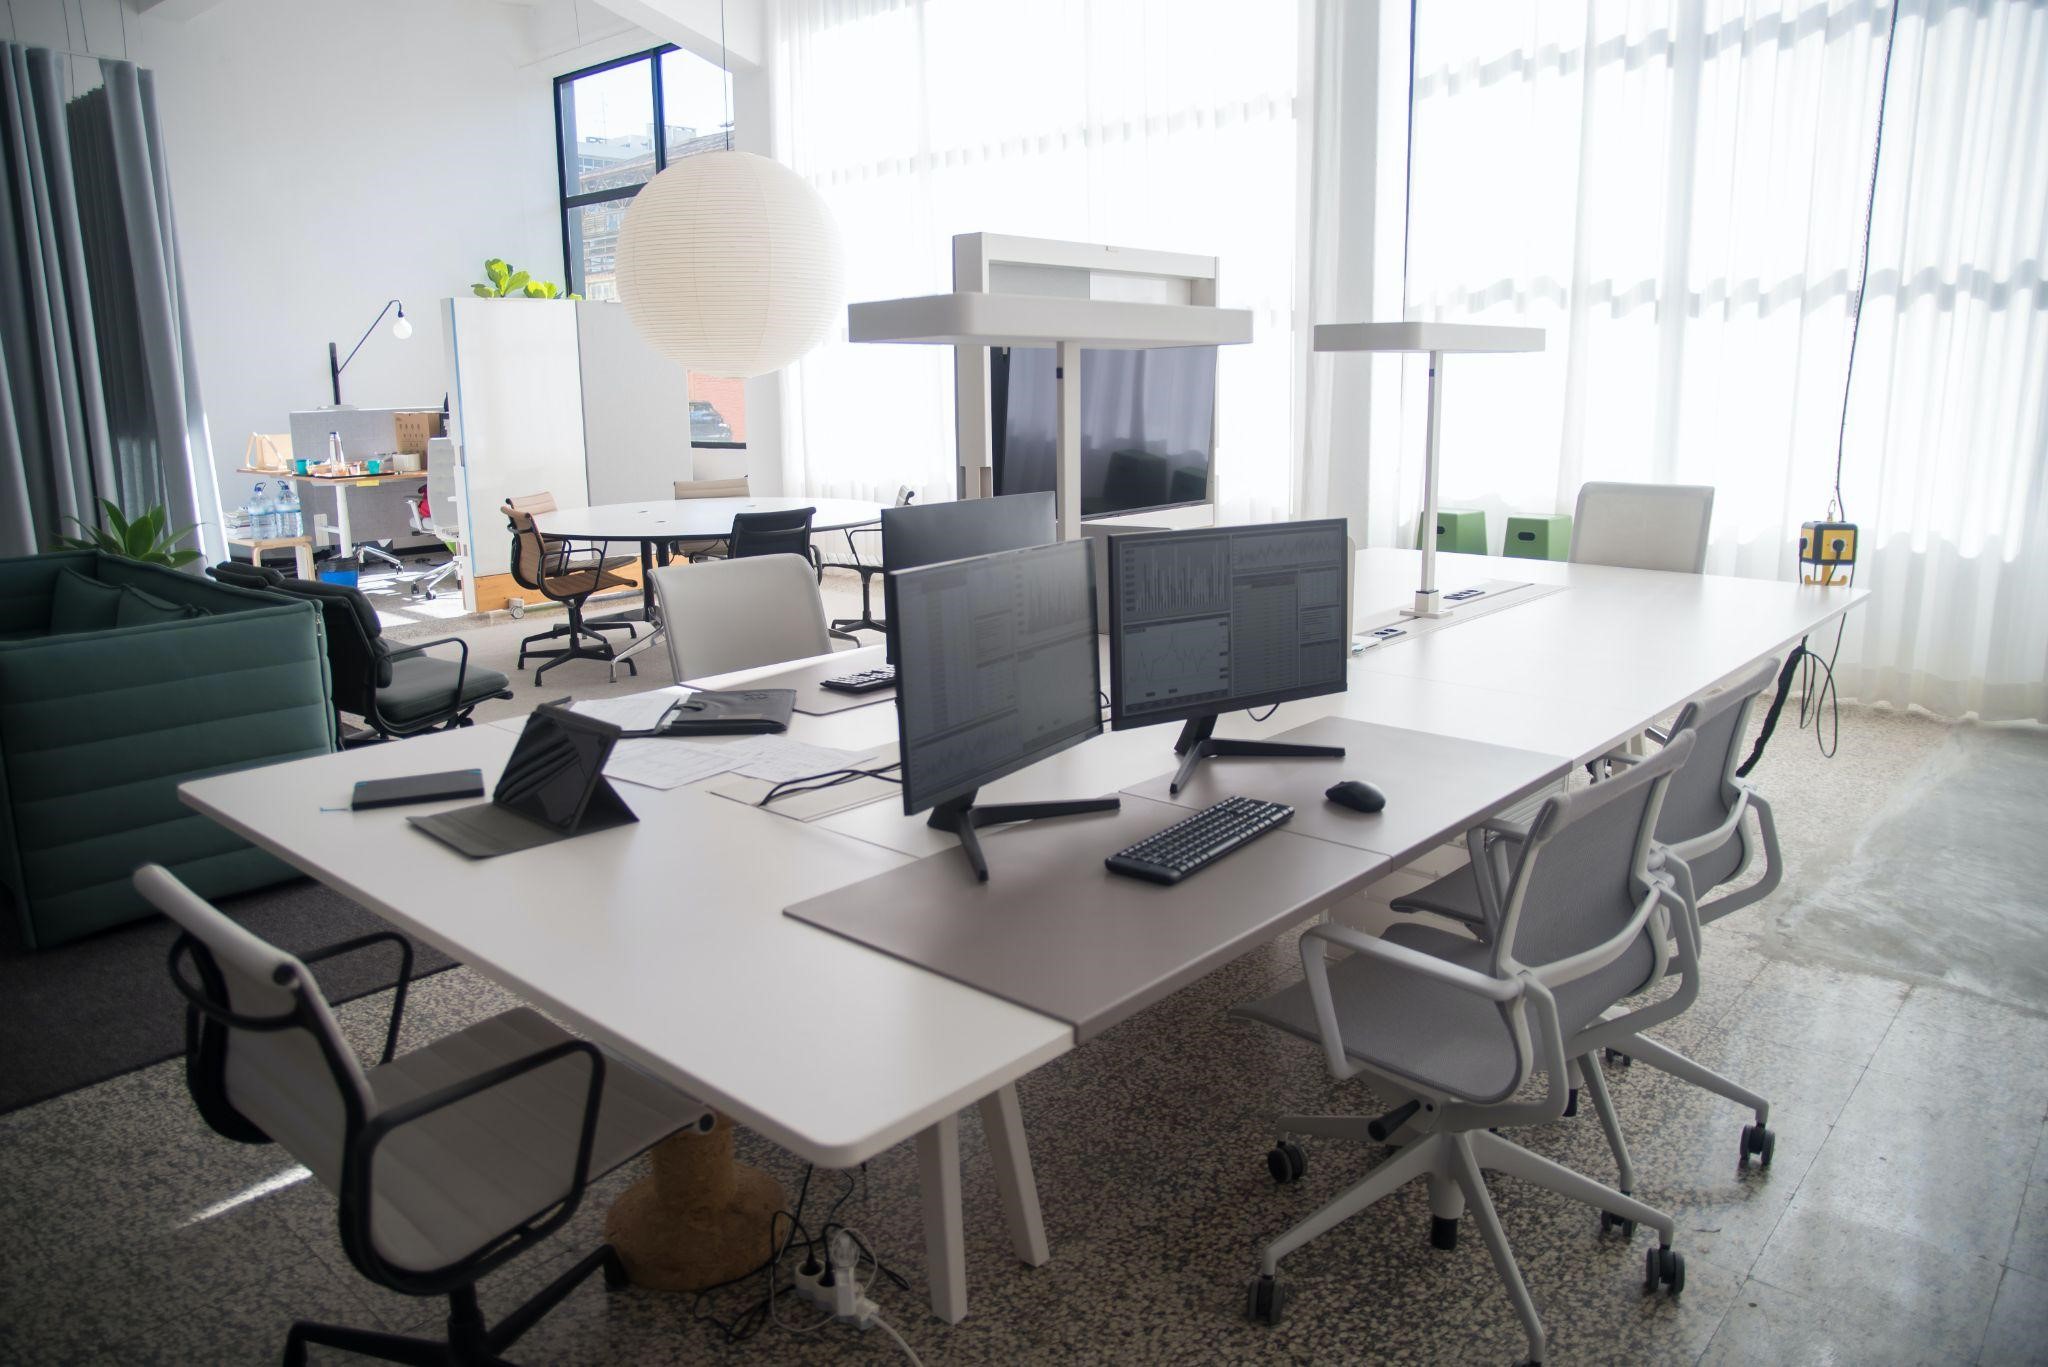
[1799,521,1857,586]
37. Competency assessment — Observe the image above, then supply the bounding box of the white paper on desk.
[723,736,872,783]
[571,691,691,732]
[602,737,739,790]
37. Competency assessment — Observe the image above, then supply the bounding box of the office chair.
[402,442,465,600]
[814,486,913,637]
[668,476,750,561]
[727,507,818,570]
[137,864,708,1367]
[207,563,512,743]
[648,554,832,682]
[1232,732,1700,1366]
[503,493,639,686]
[1393,656,1787,1168]
[1569,482,1716,574]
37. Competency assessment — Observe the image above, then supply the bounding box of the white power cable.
[870,1312,925,1367]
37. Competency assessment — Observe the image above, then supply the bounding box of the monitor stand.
[1169,713,1345,795]
[926,789,1121,883]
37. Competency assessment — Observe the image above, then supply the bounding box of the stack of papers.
[598,730,875,792]
[569,692,692,731]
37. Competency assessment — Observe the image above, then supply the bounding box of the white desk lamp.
[1314,321,1545,617]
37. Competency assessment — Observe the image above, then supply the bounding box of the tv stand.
[927,789,1121,882]
[1169,714,1345,795]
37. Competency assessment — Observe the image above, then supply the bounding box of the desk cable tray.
[1352,579,1564,653]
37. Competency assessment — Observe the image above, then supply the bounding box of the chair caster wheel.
[1740,1123,1776,1168]
[1605,1048,1632,1068]
[1563,1086,1579,1118]
[1644,1245,1684,1296]
[1600,1209,1637,1238]
[601,1249,629,1289]
[1430,1215,1458,1250]
[1266,1140,1306,1185]
[1246,1274,1286,1324]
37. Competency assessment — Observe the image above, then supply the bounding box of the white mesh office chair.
[815,485,914,637]
[649,553,833,682]
[402,440,464,600]
[1232,733,1699,1366]
[1392,657,1786,1172]
[138,864,708,1367]
[1570,482,1716,574]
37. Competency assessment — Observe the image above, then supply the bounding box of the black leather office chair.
[208,563,512,743]
[727,507,818,573]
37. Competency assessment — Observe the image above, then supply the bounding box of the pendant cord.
[721,0,732,150]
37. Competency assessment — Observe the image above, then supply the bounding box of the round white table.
[532,496,887,676]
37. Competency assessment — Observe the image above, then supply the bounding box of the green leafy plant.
[54,499,202,568]
[471,257,581,300]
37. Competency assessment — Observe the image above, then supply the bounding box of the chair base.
[517,617,639,687]
[1253,1124,1680,1364]
[283,1244,627,1367]
[829,565,889,636]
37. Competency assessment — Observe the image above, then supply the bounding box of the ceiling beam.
[592,0,760,71]
[130,0,233,20]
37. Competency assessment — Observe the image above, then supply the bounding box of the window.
[555,45,745,448]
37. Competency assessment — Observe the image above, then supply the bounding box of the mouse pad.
[1119,716,1565,865]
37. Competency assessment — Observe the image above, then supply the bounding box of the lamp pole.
[329,299,409,406]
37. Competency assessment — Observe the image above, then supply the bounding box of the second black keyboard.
[1105,796,1294,885]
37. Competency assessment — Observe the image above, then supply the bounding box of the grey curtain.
[0,43,217,563]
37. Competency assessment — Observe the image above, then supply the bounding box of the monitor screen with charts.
[1107,518,1351,729]
[881,492,1058,664]
[893,539,1103,814]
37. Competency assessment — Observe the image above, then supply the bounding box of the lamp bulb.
[391,314,414,341]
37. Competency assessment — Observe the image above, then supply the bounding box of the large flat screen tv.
[990,345,1216,519]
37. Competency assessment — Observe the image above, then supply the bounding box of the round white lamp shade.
[616,151,845,379]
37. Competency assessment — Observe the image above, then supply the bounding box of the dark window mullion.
[652,49,668,172]
[563,184,646,211]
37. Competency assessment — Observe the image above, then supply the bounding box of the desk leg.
[292,542,315,578]
[915,1114,967,1323]
[978,1084,1049,1266]
[334,484,355,557]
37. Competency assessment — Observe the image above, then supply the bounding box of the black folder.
[638,688,797,736]
[410,704,638,858]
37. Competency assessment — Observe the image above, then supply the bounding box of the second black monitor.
[881,492,1058,663]
[1107,519,1351,729]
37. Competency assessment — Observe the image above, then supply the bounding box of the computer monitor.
[880,492,1058,663]
[892,539,1119,880]
[1107,518,1352,792]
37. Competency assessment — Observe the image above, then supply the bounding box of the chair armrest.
[301,931,414,1065]
[351,1038,606,1277]
[385,635,470,713]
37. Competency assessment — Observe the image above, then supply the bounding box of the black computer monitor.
[1107,518,1352,792]
[880,492,1058,663]
[892,539,1119,881]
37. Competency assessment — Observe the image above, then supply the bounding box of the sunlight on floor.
[182,1164,312,1227]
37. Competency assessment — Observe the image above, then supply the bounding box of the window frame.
[553,45,748,451]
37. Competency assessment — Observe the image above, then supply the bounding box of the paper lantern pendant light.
[616,150,845,379]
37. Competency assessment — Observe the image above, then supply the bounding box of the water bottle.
[276,481,302,538]
[249,481,273,540]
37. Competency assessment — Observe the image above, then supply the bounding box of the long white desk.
[181,547,1864,1323]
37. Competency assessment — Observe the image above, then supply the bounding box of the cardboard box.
[393,410,445,456]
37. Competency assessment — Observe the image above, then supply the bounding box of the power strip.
[789,1232,880,1328]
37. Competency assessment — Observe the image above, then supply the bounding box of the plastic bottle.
[276,480,302,539]
[249,481,274,540]
[327,430,346,474]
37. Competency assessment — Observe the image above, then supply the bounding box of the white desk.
[181,548,1864,1323]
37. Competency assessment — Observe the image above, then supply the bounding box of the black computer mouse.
[1325,780,1387,814]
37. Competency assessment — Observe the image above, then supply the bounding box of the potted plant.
[472,258,582,300]
[53,499,202,568]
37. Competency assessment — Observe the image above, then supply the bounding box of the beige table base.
[606,1112,786,1292]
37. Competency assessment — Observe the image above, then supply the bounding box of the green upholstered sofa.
[0,551,337,948]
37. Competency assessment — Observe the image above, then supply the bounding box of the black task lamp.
[328,300,411,405]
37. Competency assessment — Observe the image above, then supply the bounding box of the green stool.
[1504,514,1572,561]
[1415,508,1487,555]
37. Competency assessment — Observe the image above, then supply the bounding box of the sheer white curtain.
[765,0,1301,520]
[1394,0,2047,721]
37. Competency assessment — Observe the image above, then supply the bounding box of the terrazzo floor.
[2,700,2043,1365]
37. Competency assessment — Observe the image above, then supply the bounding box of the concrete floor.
[2,636,2044,1363]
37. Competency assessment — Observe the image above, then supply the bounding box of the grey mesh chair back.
[1570,482,1715,573]
[673,476,749,500]
[143,863,372,1190]
[1490,729,1697,1012]
[1652,658,1777,891]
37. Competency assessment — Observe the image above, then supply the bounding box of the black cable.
[1247,703,1280,722]
[756,763,903,807]
[1830,0,1904,521]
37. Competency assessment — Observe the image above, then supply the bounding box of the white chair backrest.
[1570,482,1715,574]
[136,864,370,1189]
[650,554,833,681]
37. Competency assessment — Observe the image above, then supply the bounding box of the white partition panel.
[443,298,589,601]
[577,301,696,505]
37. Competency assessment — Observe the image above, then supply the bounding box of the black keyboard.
[820,665,896,694]
[1105,797,1294,885]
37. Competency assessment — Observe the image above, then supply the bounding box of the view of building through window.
[556,45,743,446]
